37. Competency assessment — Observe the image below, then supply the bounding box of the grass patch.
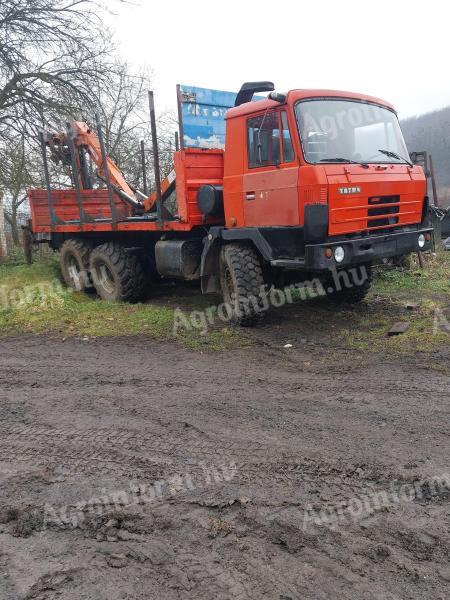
[0,250,448,356]
[374,251,450,295]
[338,297,450,355]
[0,256,244,350]
[338,251,450,355]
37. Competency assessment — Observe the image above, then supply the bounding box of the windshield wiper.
[378,149,413,167]
[319,157,369,169]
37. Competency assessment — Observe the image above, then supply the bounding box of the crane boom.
[45,121,174,214]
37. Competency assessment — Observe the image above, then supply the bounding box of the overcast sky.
[111,0,449,120]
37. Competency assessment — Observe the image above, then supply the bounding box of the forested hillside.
[402,106,450,206]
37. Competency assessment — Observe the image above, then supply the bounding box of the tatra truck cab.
[28,82,432,325]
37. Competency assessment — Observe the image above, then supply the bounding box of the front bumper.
[271,228,433,271]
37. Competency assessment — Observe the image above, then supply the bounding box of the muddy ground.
[0,325,449,599]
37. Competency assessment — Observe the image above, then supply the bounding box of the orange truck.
[28,82,432,324]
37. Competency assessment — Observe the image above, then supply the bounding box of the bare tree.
[67,59,178,192]
[0,1,179,242]
[0,137,38,245]
[0,0,115,142]
[0,0,118,245]
[84,61,155,188]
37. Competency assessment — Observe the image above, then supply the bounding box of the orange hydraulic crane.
[45,121,175,214]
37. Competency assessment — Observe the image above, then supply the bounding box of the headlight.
[418,234,426,249]
[334,246,345,263]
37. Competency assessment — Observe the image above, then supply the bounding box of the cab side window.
[247,111,295,167]
[247,112,280,168]
[281,111,295,162]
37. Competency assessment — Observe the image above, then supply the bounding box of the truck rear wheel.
[89,242,145,303]
[219,243,266,326]
[60,239,93,291]
[325,264,373,304]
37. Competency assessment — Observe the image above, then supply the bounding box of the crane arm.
[68,122,136,198]
[142,169,177,212]
[45,121,176,216]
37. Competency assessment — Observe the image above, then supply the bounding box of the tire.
[219,243,266,326]
[89,242,146,303]
[325,263,373,304]
[60,239,93,291]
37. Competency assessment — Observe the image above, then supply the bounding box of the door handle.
[246,192,256,201]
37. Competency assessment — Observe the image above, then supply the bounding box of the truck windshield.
[295,99,410,165]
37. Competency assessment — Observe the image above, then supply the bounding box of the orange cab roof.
[226,89,395,119]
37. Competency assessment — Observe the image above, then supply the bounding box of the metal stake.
[140,140,148,196]
[148,91,163,225]
[429,154,439,208]
[95,113,119,228]
[176,84,185,150]
[39,131,62,227]
[79,149,92,190]
[67,126,89,226]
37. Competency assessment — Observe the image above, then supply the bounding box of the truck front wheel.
[89,242,145,303]
[60,238,93,292]
[219,243,266,326]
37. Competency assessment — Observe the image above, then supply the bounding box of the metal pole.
[95,113,119,228]
[67,126,87,226]
[429,154,439,208]
[79,149,92,190]
[39,131,61,227]
[175,131,180,152]
[176,84,185,150]
[140,140,148,196]
[417,251,425,269]
[148,90,163,225]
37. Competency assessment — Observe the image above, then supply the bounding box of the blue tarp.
[178,85,264,149]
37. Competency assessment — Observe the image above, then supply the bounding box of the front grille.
[368,195,399,228]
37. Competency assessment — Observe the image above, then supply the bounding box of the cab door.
[243,110,299,226]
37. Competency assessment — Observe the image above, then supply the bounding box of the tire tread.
[90,242,145,302]
[220,243,266,326]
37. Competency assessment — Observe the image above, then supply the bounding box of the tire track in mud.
[0,424,271,462]
[0,425,390,490]
[1,336,450,599]
[0,422,443,501]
